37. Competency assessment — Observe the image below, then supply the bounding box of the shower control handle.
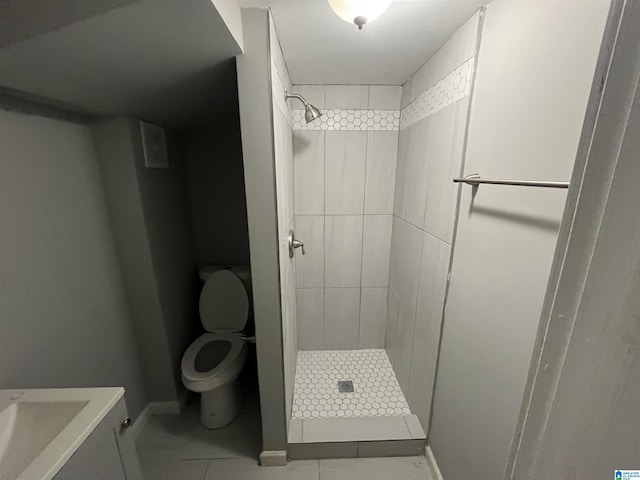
[288,230,305,258]
[293,239,305,255]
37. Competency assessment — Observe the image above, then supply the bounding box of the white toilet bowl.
[181,269,250,429]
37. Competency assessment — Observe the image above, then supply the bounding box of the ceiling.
[240,0,488,85]
[0,0,242,130]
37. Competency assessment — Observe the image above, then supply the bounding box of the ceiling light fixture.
[328,0,392,30]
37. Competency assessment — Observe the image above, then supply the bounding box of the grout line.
[358,87,371,351]
[297,284,386,289]
[393,213,453,248]
[425,24,483,448]
[201,458,212,480]
[296,212,395,216]
[358,136,368,349]
[402,414,411,434]
[322,127,327,350]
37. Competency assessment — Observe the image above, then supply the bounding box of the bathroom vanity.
[0,388,142,480]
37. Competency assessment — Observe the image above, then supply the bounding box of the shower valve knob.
[292,239,305,255]
[288,230,305,257]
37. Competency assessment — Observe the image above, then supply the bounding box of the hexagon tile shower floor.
[292,349,411,419]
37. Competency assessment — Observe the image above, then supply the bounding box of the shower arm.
[284,91,309,107]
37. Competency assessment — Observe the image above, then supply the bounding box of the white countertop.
[0,387,124,480]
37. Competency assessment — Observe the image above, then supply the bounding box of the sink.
[0,388,124,480]
[0,401,89,479]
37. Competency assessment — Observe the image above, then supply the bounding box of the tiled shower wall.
[292,85,401,351]
[386,11,482,432]
[269,14,297,425]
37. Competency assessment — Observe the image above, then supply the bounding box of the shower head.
[284,91,323,124]
[304,103,322,123]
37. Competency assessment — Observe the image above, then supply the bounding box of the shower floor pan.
[288,349,426,459]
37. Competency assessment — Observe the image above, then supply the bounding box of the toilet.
[181,267,251,429]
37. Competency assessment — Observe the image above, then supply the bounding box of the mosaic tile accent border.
[290,57,474,131]
[292,349,411,419]
[293,109,400,131]
[400,56,475,130]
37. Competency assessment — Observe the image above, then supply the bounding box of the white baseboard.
[130,404,151,440]
[425,445,444,480]
[259,451,288,466]
[149,400,181,415]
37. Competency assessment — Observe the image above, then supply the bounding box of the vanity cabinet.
[53,397,142,480]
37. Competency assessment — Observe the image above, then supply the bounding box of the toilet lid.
[199,270,249,332]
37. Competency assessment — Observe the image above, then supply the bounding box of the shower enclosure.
[263,8,483,457]
[238,0,610,472]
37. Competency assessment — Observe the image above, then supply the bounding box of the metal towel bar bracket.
[453,173,569,189]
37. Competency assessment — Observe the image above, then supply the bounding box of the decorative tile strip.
[400,56,475,130]
[292,109,400,131]
[285,57,474,132]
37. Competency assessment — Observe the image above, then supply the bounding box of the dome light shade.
[328,0,392,30]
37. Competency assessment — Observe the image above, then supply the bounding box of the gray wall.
[292,84,400,352]
[0,105,147,419]
[385,12,481,432]
[509,2,640,475]
[183,118,250,266]
[429,1,611,479]
[129,121,199,395]
[236,7,287,453]
[93,117,197,403]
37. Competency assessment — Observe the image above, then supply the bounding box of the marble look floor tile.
[136,396,262,461]
[364,132,398,215]
[324,131,366,215]
[302,416,411,443]
[403,415,427,439]
[323,288,360,349]
[297,288,325,351]
[141,459,209,480]
[289,418,304,443]
[357,439,425,458]
[294,131,325,215]
[204,457,319,480]
[288,442,359,460]
[361,215,393,287]
[319,456,432,480]
[293,85,326,109]
[368,86,402,110]
[415,232,451,356]
[407,333,437,431]
[423,98,469,244]
[324,215,363,287]
[295,215,324,288]
[325,85,369,109]
[359,288,387,349]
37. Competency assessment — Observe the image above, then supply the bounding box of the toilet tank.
[198,265,252,298]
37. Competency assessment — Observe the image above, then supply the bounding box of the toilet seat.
[181,332,248,392]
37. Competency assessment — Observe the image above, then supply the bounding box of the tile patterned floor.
[141,455,432,480]
[135,389,433,480]
[292,349,411,419]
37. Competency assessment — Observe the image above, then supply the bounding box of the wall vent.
[140,121,168,168]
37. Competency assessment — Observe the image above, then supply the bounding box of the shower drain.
[337,380,354,393]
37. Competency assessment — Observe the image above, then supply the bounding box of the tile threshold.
[288,414,425,444]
